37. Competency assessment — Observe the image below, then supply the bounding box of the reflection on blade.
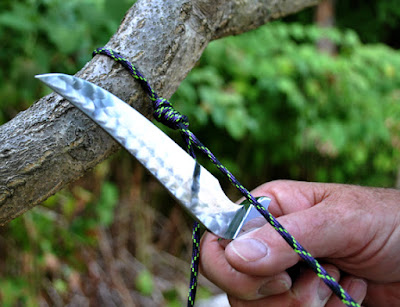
[36,73,269,238]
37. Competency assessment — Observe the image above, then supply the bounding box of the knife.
[36,73,270,239]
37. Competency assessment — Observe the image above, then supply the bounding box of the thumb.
[224,180,360,276]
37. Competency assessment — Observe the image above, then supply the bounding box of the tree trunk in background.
[315,0,336,55]
[0,0,319,225]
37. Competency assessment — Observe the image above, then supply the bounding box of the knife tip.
[35,73,64,81]
[35,73,71,93]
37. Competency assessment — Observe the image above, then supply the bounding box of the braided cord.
[93,48,200,306]
[188,222,201,306]
[92,47,360,307]
[178,126,359,306]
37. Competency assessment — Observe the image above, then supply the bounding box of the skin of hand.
[200,180,400,306]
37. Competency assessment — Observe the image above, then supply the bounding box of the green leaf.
[96,182,119,227]
[0,3,34,31]
[226,107,248,139]
[135,270,154,296]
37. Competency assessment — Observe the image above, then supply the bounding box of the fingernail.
[349,278,367,302]
[258,278,291,296]
[228,238,268,262]
[318,269,338,300]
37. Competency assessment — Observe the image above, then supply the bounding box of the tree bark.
[315,0,336,54]
[0,0,318,225]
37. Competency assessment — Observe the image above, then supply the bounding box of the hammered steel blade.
[36,73,269,239]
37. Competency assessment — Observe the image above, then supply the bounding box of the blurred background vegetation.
[1,0,400,305]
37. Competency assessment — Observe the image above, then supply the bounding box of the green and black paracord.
[92,47,360,307]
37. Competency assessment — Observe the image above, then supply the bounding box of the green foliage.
[283,1,400,48]
[95,181,119,227]
[335,0,400,46]
[0,1,132,305]
[68,181,119,242]
[173,22,400,186]
[164,289,184,307]
[135,269,155,296]
[0,278,38,307]
[0,0,135,123]
[2,178,120,305]
[2,0,400,305]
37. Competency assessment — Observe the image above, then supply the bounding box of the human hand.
[200,180,400,306]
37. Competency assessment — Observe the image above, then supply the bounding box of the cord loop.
[92,47,360,307]
[153,98,189,130]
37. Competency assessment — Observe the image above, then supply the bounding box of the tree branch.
[0,0,318,225]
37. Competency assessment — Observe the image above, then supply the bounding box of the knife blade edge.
[36,73,256,238]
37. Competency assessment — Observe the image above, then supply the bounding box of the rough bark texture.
[0,0,318,225]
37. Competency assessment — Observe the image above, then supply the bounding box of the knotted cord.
[92,47,360,307]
